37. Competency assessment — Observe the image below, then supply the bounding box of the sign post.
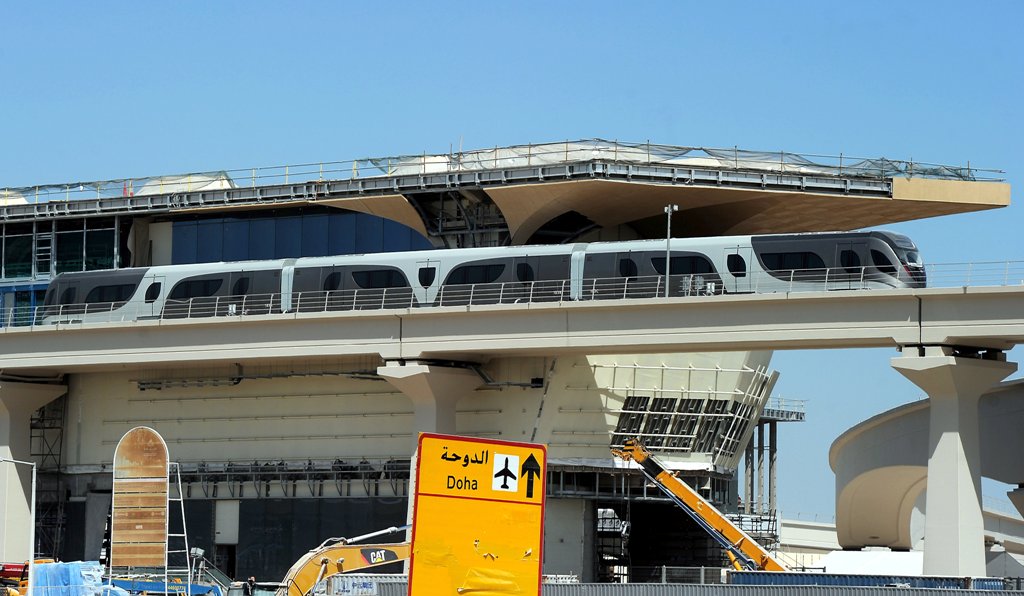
[408,433,547,596]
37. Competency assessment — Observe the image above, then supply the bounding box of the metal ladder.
[34,233,52,276]
[166,462,194,593]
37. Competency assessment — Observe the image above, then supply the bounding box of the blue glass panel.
[382,219,407,252]
[354,214,384,253]
[328,213,357,255]
[274,217,302,258]
[301,215,329,257]
[223,219,250,262]
[172,222,198,264]
[196,220,224,263]
[410,230,432,250]
[249,219,275,260]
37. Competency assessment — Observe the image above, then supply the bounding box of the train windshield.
[899,250,923,267]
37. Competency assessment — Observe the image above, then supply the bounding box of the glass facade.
[0,217,125,280]
[171,210,432,264]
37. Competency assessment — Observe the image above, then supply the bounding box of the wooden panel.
[113,494,168,508]
[111,427,170,568]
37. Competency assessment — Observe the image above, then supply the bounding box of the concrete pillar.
[376,362,482,442]
[769,421,777,516]
[744,440,753,515]
[756,424,765,515]
[0,381,67,563]
[892,347,1016,576]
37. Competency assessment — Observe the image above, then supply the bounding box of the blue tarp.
[33,561,122,596]
[31,562,220,596]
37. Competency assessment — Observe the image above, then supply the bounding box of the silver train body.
[40,231,925,324]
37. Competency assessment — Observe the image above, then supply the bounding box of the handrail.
[1,139,1002,205]
[12,260,1024,329]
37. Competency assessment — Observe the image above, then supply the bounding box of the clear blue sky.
[2,1,1022,518]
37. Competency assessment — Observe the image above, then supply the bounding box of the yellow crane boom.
[611,438,787,572]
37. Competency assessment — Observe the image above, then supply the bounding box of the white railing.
[8,261,1024,329]
[1,139,1001,205]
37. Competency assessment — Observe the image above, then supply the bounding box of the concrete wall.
[543,498,595,581]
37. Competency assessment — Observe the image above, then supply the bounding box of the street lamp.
[664,204,678,298]
[1,457,36,596]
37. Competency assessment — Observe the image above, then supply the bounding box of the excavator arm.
[612,438,787,572]
[279,526,411,596]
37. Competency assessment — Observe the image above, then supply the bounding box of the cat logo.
[360,547,398,565]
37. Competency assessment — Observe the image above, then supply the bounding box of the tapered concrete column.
[0,382,67,563]
[892,347,1016,576]
[377,362,482,442]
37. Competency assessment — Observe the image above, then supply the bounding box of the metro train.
[39,230,925,324]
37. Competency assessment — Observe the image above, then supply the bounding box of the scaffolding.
[30,395,68,559]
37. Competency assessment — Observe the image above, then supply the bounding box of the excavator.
[277,526,410,596]
[611,438,787,572]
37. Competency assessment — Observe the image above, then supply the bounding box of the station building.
[0,140,1009,581]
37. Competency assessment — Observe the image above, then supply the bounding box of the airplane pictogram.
[494,457,517,489]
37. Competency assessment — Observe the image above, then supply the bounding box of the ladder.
[34,233,52,277]
[166,462,194,593]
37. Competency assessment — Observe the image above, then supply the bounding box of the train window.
[352,269,408,289]
[232,277,251,296]
[516,263,535,282]
[871,250,897,275]
[323,271,342,292]
[761,252,826,271]
[447,264,505,285]
[168,278,224,300]
[418,267,436,287]
[650,256,715,275]
[618,258,637,278]
[840,250,861,272]
[59,287,77,305]
[145,283,161,303]
[84,284,135,304]
[727,254,746,277]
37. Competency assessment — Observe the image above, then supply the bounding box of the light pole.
[664,204,678,298]
[1,457,36,595]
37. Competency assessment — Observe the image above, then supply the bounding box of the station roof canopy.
[0,140,1009,242]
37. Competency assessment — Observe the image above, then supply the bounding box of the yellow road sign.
[409,433,546,596]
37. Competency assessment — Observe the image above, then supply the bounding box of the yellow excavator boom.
[279,526,411,596]
[611,438,787,572]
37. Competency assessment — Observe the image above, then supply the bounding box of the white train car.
[38,231,924,324]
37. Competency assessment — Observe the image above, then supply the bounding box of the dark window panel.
[4,236,32,278]
[56,232,85,274]
[197,220,224,263]
[223,220,250,262]
[301,215,329,257]
[328,213,357,255]
[382,219,406,252]
[86,217,115,230]
[274,217,302,258]
[354,214,384,253]
[249,220,275,260]
[85,230,115,271]
[173,222,199,264]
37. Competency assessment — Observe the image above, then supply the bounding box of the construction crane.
[278,526,410,596]
[611,438,787,572]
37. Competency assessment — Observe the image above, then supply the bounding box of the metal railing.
[11,261,1024,329]
[1,139,1001,205]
